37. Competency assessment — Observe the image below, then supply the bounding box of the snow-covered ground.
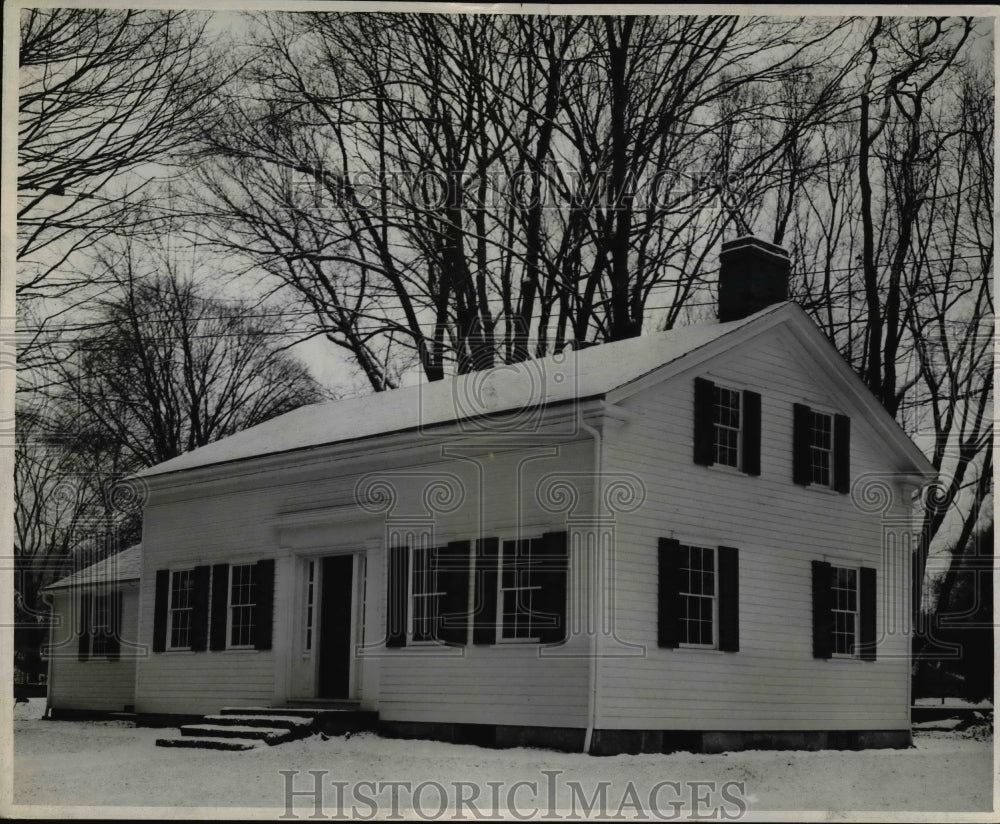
[10,699,996,818]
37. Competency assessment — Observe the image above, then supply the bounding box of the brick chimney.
[717,236,790,323]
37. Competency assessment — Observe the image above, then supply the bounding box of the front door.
[317,555,354,699]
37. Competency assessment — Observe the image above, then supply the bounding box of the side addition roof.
[43,544,142,591]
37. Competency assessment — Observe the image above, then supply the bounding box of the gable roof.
[139,303,781,478]
[43,545,142,591]
[138,301,935,480]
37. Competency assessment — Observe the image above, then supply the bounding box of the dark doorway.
[318,555,354,699]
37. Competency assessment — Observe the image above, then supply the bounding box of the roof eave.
[137,395,609,490]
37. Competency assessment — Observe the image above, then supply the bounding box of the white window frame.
[712,385,743,470]
[408,545,444,644]
[678,544,718,650]
[167,569,194,651]
[830,564,860,658]
[496,536,544,644]
[227,563,257,650]
[809,409,835,488]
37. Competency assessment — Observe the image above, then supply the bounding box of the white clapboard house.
[42,544,142,716]
[50,237,937,754]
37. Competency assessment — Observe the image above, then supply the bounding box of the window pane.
[411,547,442,642]
[713,387,742,468]
[810,411,833,486]
[229,564,256,647]
[170,570,193,648]
[679,545,716,646]
[500,538,541,641]
[831,565,858,656]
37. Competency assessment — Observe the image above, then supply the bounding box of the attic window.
[713,386,742,468]
[793,404,851,493]
[809,411,834,486]
[693,377,761,476]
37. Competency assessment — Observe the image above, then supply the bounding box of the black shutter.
[812,560,833,659]
[386,544,408,648]
[437,541,471,645]
[78,591,91,661]
[473,538,499,645]
[106,590,122,661]
[793,403,813,486]
[152,569,169,653]
[833,414,851,494]
[717,546,740,652]
[253,559,275,651]
[742,391,761,477]
[190,565,211,652]
[658,538,682,648]
[535,531,569,644]
[210,564,230,650]
[693,377,716,466]
[859,566,877,661]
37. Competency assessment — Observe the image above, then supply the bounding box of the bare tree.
[39,244,327,469]
[17,8,224,370]
[13,403,132,680]
[759,18,992,624]
[192,12,854,390]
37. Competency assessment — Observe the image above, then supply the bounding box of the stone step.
[156,736,261,751]
[202,714,315,731]
[181,724,292,743]
[220,706,335,718]
[285,699,362,709]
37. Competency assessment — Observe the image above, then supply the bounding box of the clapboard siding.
[597,330,913,731]
[136,439,593,725]
[47,584,139,712]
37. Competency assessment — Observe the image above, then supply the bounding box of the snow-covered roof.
[44,545,142,590]
[141,304,786,478]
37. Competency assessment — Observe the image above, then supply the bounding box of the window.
[713,387,742,468]
[304,560,315,653]
[79,590,121,661]
[793,404,851,492]
[679,545,716,646]
[409,546,444,643]
[168,570,194,649]
[155,561,273,654]
[809,410,834,487]
[499,539,544,641]
[386,542,472,648]
[831,566,858,656]
[812,561,876,661]
[91,593,112,656]
[229,563,257,648]
[658,539,739,652]
[694,378,761,475]
[387,535,567,649]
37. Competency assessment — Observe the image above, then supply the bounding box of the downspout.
[43,590,54,719]
[579,405,603,755]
